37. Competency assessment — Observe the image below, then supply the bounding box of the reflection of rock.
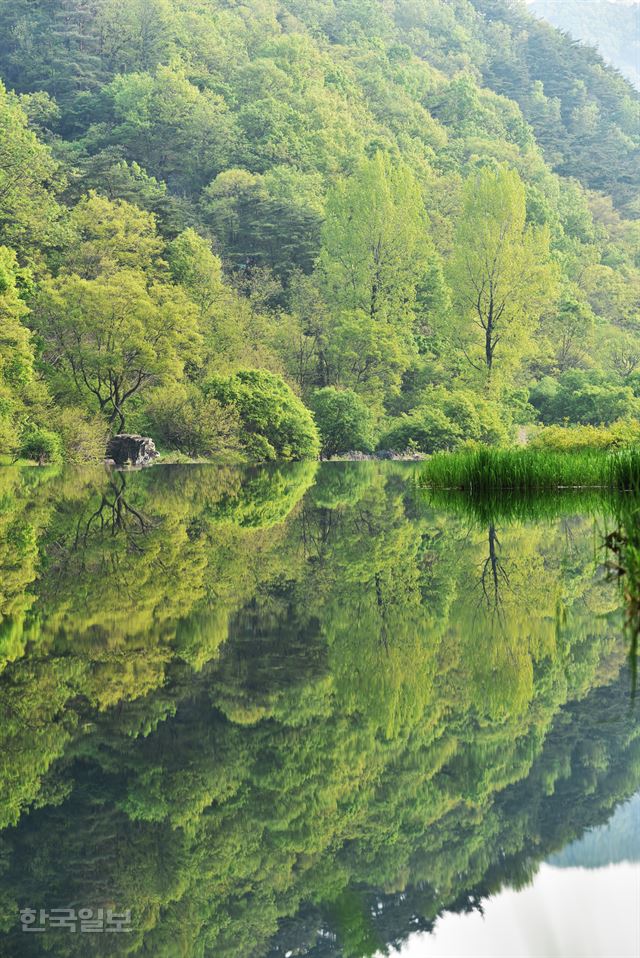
[106,434,159,467]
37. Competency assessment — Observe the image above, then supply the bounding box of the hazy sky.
[526,0,639,5]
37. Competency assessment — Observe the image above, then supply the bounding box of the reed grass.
[420,447,640,493]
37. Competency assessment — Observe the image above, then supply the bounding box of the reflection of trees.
[480,523,510,622]
[604,499,640,689]
[0,468,56,672]
[0,464,635,957]
[0,462,319,833]
[74,471,151,548]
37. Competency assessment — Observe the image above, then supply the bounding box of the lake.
[0,462,638,956]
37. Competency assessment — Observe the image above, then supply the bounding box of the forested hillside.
[0,0,639,462]
[531,0,640,90]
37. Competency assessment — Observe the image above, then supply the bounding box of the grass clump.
[421,447,640,493]
[606,448,640,491]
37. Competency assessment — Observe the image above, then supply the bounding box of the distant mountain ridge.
[530,0,640,88]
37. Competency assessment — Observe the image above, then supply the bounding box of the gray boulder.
[106,434,159,467]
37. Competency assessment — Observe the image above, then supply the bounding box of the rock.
[106,434,159,467]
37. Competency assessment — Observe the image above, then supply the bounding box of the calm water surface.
[0,462,638,957]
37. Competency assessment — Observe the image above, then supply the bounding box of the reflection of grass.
[422,487,615,525]
[421,471,640,692]
[421,448,640,493]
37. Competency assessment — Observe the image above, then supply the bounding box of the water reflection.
[0,463,637,956]
[390,862,640,958]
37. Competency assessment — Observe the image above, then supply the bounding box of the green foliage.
[310,387,376,457]
[35,266,202,432]
[64,191,164,278]
[530,371,640,425]
[207,369,320,461]
[540,291,595,373]
[166,228,224,315]
[0,81,63,254]
[201,167,323,282]
[18,425,62,464]
[380,407,461,454]
[0,246,43,455]
[0,0,637,461]
[320,152,433,327]
[380,389,508,453]
[0,463,636,955]
[317,151,441,407]
[472,0,640,215]
[531,0,640,90]
[48,407,108,463]
[530,420,640,453]
[105,63,235,194]
[448,164,557,387]
[144,385,242,459]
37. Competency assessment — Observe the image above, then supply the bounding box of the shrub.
[51,407,109,462]
[310,387,376,458]
[206,369,320,461]
[144,386,242,459]
[529,420,640,453]
[18,424,62,463]
[380,389,508,453]
[380,408,460,454]
[0,390,19,456]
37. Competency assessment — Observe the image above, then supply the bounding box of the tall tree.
[320,151,434,326]
[449,164,557,387]
[0,82,63,255]
[0,246,43,453]
[319,152,441,405]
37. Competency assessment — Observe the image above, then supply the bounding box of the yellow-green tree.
[321,151,436,323]
[319,152,439,406]
[35,269,201,432]
[0,247,44,454]
[449,165,557,387]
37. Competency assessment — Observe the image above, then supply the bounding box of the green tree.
[320,152,433,327]
[166,228,225,316]
[0,246,47,455]
[64,191,164,278]
[201,166,323,283]
[35,270,201,432]
[543,291,595,372]
[380,388,508,453]
[0,81,63,254]
[206,369,320,461]
[105,63,236,194]
[310,387,376,458]
[449,165,557,387]
[144,385,241,459]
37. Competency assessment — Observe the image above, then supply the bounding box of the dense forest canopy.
[0,0,638,461]
[0,462,638,955]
